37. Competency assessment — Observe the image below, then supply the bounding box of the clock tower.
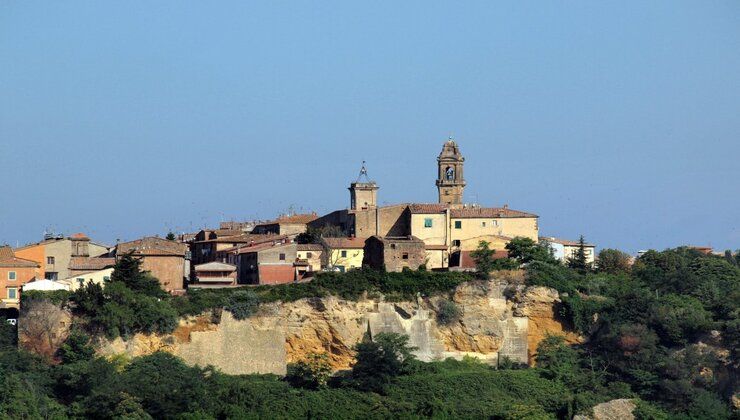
[436,137,466,205]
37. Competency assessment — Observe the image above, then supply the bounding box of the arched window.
[445,166,454,181]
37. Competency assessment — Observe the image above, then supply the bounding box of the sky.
[1,1,739,253]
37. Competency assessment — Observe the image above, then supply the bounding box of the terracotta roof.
[409,203,449,214]
[540,237,595,247]
[0,246,40,268]
[297,244,323,251]
[69,257,116,271]
[217,235,290,252]
[213,229,243,237]
[235,241,293,254]
[276,213,318,224]
[322,237,367,249]
[196,233,283,244]
[450,207,537,218]
[116,237,188,256]
[457,250,509,269]
[194,262,236,271]
[70,232,90,240]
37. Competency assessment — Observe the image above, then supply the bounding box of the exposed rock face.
[573,399,636,420]
[96,279,579,374]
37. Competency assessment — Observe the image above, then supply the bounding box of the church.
[310,138,539,270]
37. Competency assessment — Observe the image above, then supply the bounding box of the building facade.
[14,233,109,281]
[363,236,426,272]
[115,237,189,293]
[0,246,41,308]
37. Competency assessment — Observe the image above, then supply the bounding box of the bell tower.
[436,137,465,205]
[349,161,379,210]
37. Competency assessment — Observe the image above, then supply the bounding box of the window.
[76,278,84,283]
[341,250,347,258]
[47,256,55,265]
[8,271,16,281]
[306,252,313,258]
[103,276,111,282]
[492,220,498,227]
[424,218,433,228]
[7,288,17,300]
[454,221,462,229]
[279,253,286,261]
[452,240,461,247]
[45,272,58,280]
[402,253,409,260]
[481,221,486,227]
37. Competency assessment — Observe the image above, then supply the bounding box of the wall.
[325,248,364,271]
[297,250,322,272]
[13,245,46,279]
[59,268,114,291]
[140,256,185,292]
[410,213,447,246]
[424,249,448,269]
[353,205,410,238]
[0,266,38,306]
[94,278,579,375]
[451,217,538,250]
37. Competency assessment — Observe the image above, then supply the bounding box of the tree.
[165,232,176,241]
[122,352,208,419]
[110,252,165,298]
[225,289,259,320]
[436,299,462,326]
[506,237,557,265]
[567,235,591,273]
[18,299,69,361]
[296,225,345,244]
[470,240,496,278]
[286,352,333,389]
[649,294,712,346]
[597,249,632,274]
[58,328,95,364]
[351,332,417,392]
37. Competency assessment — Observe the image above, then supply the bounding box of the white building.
[22,279,70,291]
[539,236,596,265]
[58,267,114,291]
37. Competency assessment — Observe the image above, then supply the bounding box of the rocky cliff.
[98,279,580,375]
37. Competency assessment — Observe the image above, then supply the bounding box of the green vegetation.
[10,243,738,418]
[173,268,475,318]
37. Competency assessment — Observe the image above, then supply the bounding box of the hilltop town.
[1,139,597,307]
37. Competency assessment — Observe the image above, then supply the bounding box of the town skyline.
[2,2,739,253]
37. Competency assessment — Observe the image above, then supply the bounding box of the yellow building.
[321,237,365,272]
[311,138,540,270]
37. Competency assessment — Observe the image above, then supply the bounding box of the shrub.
[286,353,332,389]
[225,290,260,320]
[436,300,461,326]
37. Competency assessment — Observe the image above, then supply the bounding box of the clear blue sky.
[1,2,739,253]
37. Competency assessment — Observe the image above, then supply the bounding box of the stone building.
[436,137,466,205]
[251,213,318,238]
[115,237,189,293]
[310,138,539,270]
[363,236,427,272]
[232,241,297,285]
[190,262,238,288]
[14,233,109,281]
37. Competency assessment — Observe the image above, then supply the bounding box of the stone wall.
[96,278,579,374]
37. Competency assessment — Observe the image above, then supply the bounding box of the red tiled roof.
[297,244,323,251]
[70,232,89,239]
[276,213,318,224]
[457,250,509,269]
[116,237,188,256]
[197,233,283,244]
[0,246,40,268]
[69,257,116,271]
[217,235,290,252]
[450,207,537,218]
[408,203,449,214]
[322,237,367,249]
[213,229,243,237]
[234,241,293,255]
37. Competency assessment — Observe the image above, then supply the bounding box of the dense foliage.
[519,245,739,418]
[6,243,737,418]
